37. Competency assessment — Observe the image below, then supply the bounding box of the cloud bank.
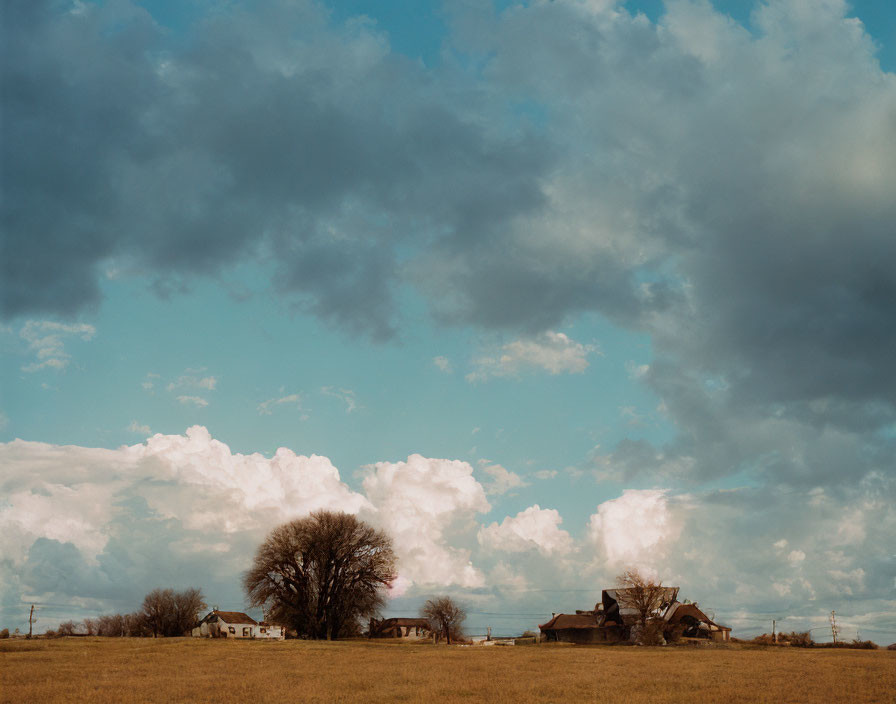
[2,429,893,641]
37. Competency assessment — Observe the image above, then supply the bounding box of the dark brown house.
[540,587,731,644]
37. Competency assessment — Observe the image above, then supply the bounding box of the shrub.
[786,631,814,648]
[817,640,878,650]
[0,628,9,639]
[633,619,666,646]
[664,623,686,643]
[751,633,776,645]
[56,621,78,637]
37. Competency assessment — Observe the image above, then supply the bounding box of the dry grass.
[1,638,894,703]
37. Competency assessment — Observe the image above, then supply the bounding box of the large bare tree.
[421,597,466,645]
[244,510,397,640]
[140,587,206,637]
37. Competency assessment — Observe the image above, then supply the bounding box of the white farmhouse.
[191,610,284,640]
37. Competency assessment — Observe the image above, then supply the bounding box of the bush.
[664,624,686,643]
[56,621,78,637]
[632,619,666,646]
[817,640,878,650]
[0,628,9,639]
[786,631,814,648]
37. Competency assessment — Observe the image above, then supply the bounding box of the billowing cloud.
[478,505,573,556]
[1,431,894,641]
[0,427,370,627]
[586,490,680,570]
[4,0,893,493]
[19,320,95,372]
[1,0,550,340]
[467,331,595,382]
[361,454,491,589]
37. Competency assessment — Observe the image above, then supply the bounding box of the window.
[259,628,267,634]
[228,627,235,634]
[243,627,250,637]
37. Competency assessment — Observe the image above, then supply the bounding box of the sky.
[1,0,895,642]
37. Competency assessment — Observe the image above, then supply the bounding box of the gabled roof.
[208,610,257,626]
[664,603,730,630]
[539,613,600,631]
[380,618,430,627]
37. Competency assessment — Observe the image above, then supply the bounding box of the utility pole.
[27,605,34,639]
[830,610,839,644]
[772,619,777,644]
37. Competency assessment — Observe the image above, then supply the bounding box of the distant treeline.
[742,631,878,649]
[45,587,206,638]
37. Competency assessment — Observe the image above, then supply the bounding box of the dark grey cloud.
[1,0,552,339]
[422,0,896,487]
[3,0,896,491]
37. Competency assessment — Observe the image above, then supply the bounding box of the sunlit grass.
[1,638,893,703]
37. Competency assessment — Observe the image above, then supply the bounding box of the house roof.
[664,603,730,630]
[380,618,430,627]
[211,611,257,625]
[539,613,600,631]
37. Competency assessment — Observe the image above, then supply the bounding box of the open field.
[1,638,894,703]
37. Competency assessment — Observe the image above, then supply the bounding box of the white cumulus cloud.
[479,505,573,556]
[586,489,680,569]
[361,454,491,589]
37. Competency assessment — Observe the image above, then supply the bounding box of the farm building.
[540,587,730,644]
[191,610,284,640]
[538,612,605,644]
[663,602,731,642]
[368,617,432,640]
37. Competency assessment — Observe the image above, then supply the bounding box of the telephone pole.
[772,619,777,644]
[27,605,34,639]
[829,610,839,644]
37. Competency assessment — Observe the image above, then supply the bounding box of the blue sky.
[2,0,895,642]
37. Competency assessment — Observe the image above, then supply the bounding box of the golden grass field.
[1,637,894,703]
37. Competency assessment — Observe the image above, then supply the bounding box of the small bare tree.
[421,597,465,645]
[615,569,673,626]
